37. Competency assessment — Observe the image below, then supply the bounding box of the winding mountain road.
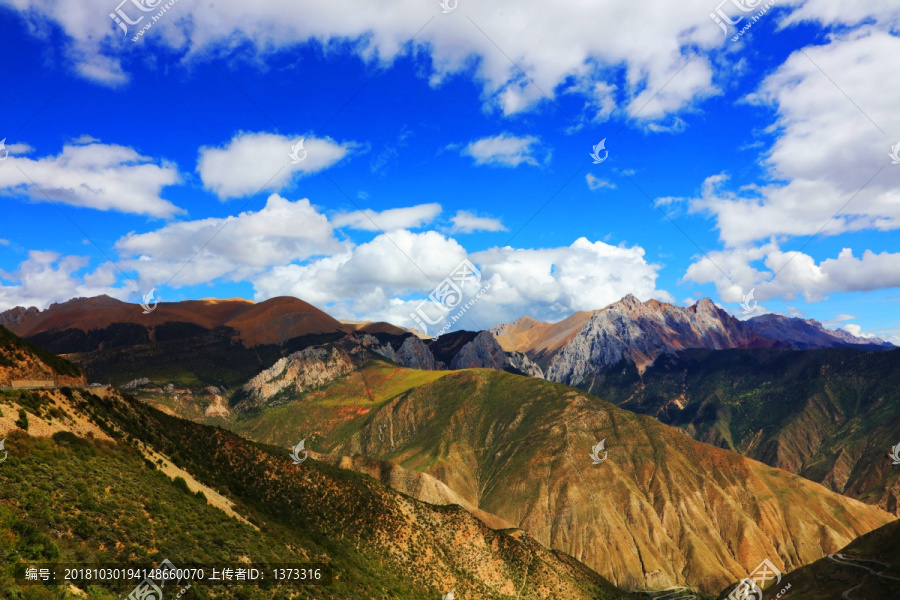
[827,553,900,599]
[637,587,697,599]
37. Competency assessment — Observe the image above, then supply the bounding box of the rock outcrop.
[450,331,544,377]
[238,346,354,408]
[367,334,437,371]
[546,296,767,384]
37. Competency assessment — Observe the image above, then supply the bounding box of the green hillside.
[584,348,900,512]
[0,385,633,600]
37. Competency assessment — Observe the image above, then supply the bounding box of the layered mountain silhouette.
[3,294,888,390]
[586,347,900,515]
[182,344,894,594]
[0,326,633,599]
[2,294,898,598]
[491,295,892,385]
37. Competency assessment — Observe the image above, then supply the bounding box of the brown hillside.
[5,295,346,347]
[492,311,593,354]
[0,325,86,387]
[218,365,894,594]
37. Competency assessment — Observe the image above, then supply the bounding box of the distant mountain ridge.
[0,294,403,348]
[1,294,891,391]
[491,295,892,386]
[745,312,893,350]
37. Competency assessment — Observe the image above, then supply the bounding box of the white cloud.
[252,230,470,312]
[449,211,507,234]
[461,133,545,167]
[251,231,669,331]
[839,324,874,338]
[690,30,900,247]
[333,203,441,232]
[5,0,732,123]
[0,251,131,311]
[0,140,181,217]
[116,194,344,287]
[197,132,353,200]
[683,242,900,304]
[586,174,615,191]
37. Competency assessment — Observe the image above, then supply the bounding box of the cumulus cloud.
[116,194,344,287]
[197,132,353,200]
[252,234,670,330]
[252,230,470,312]
[0,140,181,217]
[461,133,546,167]
[333,203,441,231]
[683,242,900,304]
[0,251,131,311]
[689,31,900,247]
[5,0,730,123]
[449,211,506,233]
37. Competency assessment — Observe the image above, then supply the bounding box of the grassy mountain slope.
[197,361,894,595]
[0,384,632,599]
[584,348,900,514]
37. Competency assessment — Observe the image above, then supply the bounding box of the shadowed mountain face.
[733,519,900,600]
[744,313,894,350]
[0,325,85,387]
[0,336,634,599]
[585,347,900,516]
[198,359,894,595]
[491,295,893,385]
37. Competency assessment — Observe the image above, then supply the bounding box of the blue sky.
[0,0,898,341]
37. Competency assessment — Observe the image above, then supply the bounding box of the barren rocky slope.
[208,361,895,594]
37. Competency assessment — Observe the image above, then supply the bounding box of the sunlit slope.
[0,385,633,600]
[727,519,900,600]
[221,366,895,594]
[211,361,451,445]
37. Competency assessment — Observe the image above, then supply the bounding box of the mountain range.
[2,293,898,598]
[1,294,889,390]
[198,348,892,594]
[491,295,892,386]
[0,327,634,599]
